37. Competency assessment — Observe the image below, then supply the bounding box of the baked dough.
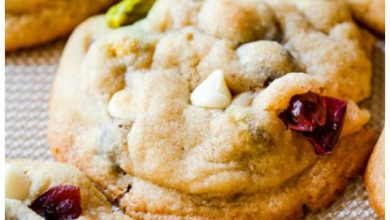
[365,130,385,219]
[5,0,117,51]
[346,0,385,34]
[5,159,130,220]
[49,0,376,218]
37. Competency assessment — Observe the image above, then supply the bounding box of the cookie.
[5,159,130,220]
[49,0,376,219]
[5,0,118,51]
[365,130,385,219]
[346,0,385,34]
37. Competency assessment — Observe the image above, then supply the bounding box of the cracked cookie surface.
[49,0,376,219]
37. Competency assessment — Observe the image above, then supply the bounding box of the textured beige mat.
[5,39,384,219]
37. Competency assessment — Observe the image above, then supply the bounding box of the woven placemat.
[5,38,384,219]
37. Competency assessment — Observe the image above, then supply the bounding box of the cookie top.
[365,130,385,219]
[5,159,130,220]
[347,0,385,34]
[49,0,376,218]
[5,0,117,51]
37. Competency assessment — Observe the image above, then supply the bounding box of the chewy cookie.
[346,0,385,34]
[49,0,376,219]
[5,0,118,51]
[5,159,130,220]
[365,130,385,219]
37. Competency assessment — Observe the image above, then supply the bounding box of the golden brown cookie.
[5,0,118,51]
[49,0,376,219]
[5,159,131,220]
[346,0,385,34]
[365,130,385,219]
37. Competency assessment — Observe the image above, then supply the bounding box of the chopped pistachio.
[106,0,155,28]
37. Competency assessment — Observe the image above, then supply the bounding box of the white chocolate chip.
[108,89,136,120]
[5,164,31,200]
[191,70,232,109]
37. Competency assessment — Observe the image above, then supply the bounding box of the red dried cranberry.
[29,185,82,220]
[279,92,347,155]
[279,92,327,132]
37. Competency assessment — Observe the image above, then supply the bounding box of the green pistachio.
[106,0,155,28]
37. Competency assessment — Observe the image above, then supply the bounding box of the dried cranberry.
[279,92,347,155]
[279,92,327,132]
[29,185,82,220]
